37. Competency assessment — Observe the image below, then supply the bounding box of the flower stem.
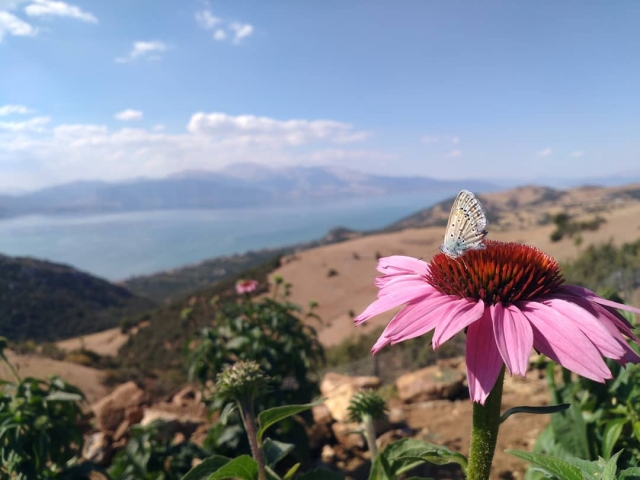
[239,400,267,480]
[0,352,20,383]
[467,366,505,480]
[363,414,379,461]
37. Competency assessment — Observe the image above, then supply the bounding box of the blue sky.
[1,0,639,191]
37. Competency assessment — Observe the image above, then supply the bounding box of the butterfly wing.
[441,190,488,257]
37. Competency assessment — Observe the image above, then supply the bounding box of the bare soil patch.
[0,350,108,403]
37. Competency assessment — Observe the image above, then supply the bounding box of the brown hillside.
[271,188,640,347]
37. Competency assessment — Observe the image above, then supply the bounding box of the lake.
[0,191,450,281]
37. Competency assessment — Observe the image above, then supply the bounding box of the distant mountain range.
[0,164,499,218]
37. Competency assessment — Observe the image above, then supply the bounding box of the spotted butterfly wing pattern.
[440,190,488,258]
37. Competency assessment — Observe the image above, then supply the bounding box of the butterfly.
[440,189,488,258]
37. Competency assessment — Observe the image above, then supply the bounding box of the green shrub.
[549,230,564,242]
[186,282,324,464]
[0,338,90,478]
[108,421,206,480]
[187,286,324,409]
[562,239,640,298]
[549,212,606,242]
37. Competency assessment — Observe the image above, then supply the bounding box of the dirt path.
[56,327,129,357]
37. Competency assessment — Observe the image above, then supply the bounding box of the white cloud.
[114,109,143,121]
[537,147,552,157]
[24,0,97,23]
[571,150,584,158]
[421,134,460,145]
[187,112,370,145]
[0,104,32,116]
[115,40,167,63]
[194,7,253,45]
[229,22,253,43]
[0,115,50,131]
[195,9,220,29]
[447,149,462,158]
[0,10,36,40]
[152,124,165,131]
[0,111,378,189]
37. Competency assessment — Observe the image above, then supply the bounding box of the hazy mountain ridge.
[0,255,156,342]
[386,183,640,231]
[0,164,498,217]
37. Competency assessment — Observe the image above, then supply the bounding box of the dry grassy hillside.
[55,327,130,357]
[271,189,640,347]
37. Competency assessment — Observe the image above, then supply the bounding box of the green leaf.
[220,402,237,425]
[44,391,83,402]
[295,467,344,480]
[370,438,467,480]
[547,400,591,459]
[226,337,250,350]
[206,455,259,480]
[602,451,622,480]
[282,463,300,480]
[506,450,583,480]
[602,419,625,459]
[181,455,231,480]
[265,466,282,480]
[262,438,295,468]
[619,467,640,479]
[256,399,324,444]
[633,422,640,442]
[500,404,570,423]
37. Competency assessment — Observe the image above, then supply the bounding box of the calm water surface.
[0,192,449,281]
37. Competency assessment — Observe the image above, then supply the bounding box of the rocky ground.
[78,356,550,479]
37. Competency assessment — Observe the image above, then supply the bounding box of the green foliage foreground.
[0,338,97,479]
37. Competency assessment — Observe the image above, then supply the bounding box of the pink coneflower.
[355,241,640,404]
[236,279,258,295]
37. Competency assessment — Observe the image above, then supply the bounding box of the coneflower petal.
[376,275,436,297]
[377,255,430,275]
[563,292,640,342]
[354,287,433,325]
[386,295,463,340]
[595,304,640,341]
[492,304,533,376]
[561,285,640,316]
[552,293,640,363]
[432,299,485,348]
[358,245,640,405]
[542,298,626,359]
[521,302,612,382]
[370,296,450,353]
[466,309,504,404]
